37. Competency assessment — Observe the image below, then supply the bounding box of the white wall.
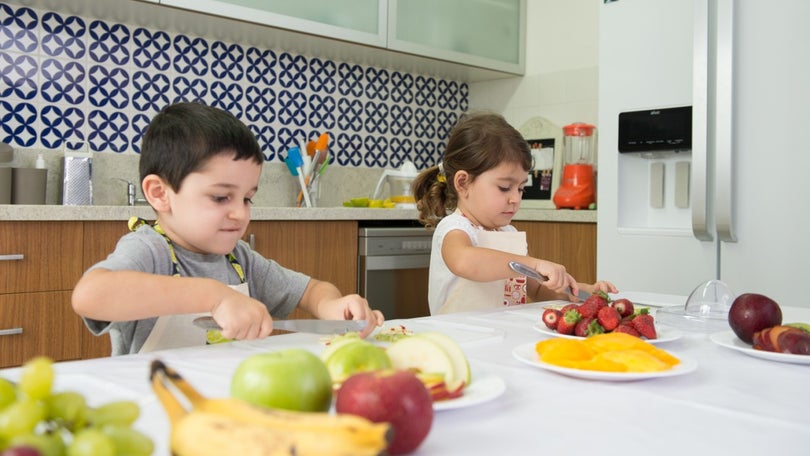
[469,0,599,130]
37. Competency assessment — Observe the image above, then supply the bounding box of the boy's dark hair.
[413,111,532,227]
[139,102,263,190]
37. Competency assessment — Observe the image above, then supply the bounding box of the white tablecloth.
[2,302,809,456]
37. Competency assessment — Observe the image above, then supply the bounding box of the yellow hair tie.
[437,174,446,183]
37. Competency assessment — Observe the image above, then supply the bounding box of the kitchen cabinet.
[80,221,130,359]
[244,220,358,320]
[512,221,596,285]
[157,0,387,47]
[152,0,524,74]
[389,0,525,74]
[0,222,86,368]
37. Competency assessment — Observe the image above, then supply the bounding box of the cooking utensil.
[508,261,590,301]
[192,316,367,334]
[284,146,312,207]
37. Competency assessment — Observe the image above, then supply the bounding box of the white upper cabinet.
[155,0,525,75]
[389,0,525,74]
[158,0,388,47]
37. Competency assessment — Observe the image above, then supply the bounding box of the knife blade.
[508,261,591,301]
[192,316,367,334]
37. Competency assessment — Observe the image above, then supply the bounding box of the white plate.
[532,322,683,344]
[511,342,697,381]
[433,372,506,411]
[610,292,687,308]
[710,330,810,365]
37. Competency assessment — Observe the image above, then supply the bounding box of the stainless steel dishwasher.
[358,225,433,319]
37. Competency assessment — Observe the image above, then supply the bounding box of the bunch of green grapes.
[0,357,153,456]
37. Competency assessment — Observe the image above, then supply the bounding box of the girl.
[413,112,616,314]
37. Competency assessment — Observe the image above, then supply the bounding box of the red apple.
[728,293,782,344]
[335,370,433,455]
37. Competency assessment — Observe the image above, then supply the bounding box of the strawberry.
[560,303,579,315]
[574,317,594,337]
[611,298,635,318]
[631,313,657,339]
[597,306,621,331]
[556,309,582,335]
[542,308,563,330]
[577,299,600,319]
[574,317,605,337]
[614,323,640,337]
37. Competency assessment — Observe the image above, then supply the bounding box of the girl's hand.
[534,260,577,294]
[580,280,619,296]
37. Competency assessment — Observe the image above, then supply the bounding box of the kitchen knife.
[192,316,367,334]
[508,261,591,301]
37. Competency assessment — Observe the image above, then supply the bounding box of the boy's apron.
[138,282,249,353]
[438,230,529,314]
[130,217,249,353]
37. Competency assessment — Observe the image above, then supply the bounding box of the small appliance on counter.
[61,148,93,205]
[553,122,597,210]
[372,160,419,208]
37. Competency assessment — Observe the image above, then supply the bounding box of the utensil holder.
[12,167,47,205]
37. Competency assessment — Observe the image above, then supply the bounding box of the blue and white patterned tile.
[39,103,85,149]
[0,51,38,100]
[0,99,38,147]
[1,2,468,169]
[0,4,38,53]
[41,11,86,59]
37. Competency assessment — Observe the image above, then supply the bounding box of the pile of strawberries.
[541,292,658,340]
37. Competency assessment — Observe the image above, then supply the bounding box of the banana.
[150,359,390,456]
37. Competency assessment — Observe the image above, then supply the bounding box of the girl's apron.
[131,218,249,353]
[438,229,529,314]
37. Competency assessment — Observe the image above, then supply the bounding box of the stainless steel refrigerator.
[596,0,810,307]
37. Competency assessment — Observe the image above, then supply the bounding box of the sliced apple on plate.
[386,331,470,401]
[321,338,391,386]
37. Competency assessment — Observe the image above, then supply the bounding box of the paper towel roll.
[12,167,47,205]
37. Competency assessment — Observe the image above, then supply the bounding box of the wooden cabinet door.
[0,221,83,294]
[512,221,596,284]
[244,221,358,319]
[0,291,84,368]
[79,221,130,359]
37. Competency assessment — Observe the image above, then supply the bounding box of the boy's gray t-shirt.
[83,225,309,355]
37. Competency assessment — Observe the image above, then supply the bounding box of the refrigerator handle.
[691,0,712,241]
[713,0,737,242]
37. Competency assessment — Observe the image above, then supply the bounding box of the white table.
[2,302,809,456]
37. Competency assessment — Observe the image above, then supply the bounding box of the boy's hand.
[322,294,385,339]
[210,290,273,340]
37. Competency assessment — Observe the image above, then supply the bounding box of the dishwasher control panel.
[359,227,433,256]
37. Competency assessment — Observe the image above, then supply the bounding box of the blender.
[553,122,597,210]
[372,160,418,208]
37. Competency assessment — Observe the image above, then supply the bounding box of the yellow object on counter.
[535,333,680,373]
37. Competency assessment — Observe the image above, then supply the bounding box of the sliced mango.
[535,333,680,372]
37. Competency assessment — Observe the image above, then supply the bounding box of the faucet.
[113,178,146,206]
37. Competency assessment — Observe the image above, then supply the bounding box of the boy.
[72,102,383,355]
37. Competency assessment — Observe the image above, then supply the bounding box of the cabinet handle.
[0,327,23,336]
[0,254,24,261]
[248,234,255,250]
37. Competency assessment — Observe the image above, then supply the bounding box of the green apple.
[416,332,471,387]
[323,340,392,385]
[320,333,364,362]
[230,349,332,412]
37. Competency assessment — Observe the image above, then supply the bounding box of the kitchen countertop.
[1,300,807,455]
[0,205,597,223]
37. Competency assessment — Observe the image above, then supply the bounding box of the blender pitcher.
[372,161,418,208]
[553,122,597,210]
